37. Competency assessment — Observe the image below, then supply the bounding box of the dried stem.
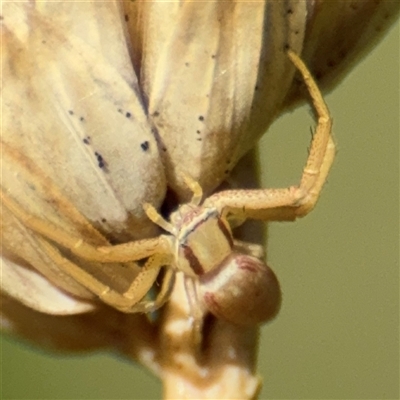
[159,273,261,399]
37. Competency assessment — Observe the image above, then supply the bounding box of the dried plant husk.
[123,0,399,199]
[285,0,400,107]
[124,1,307,199]
[1,1,165,315]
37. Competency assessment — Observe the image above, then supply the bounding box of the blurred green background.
[1,20,398,400]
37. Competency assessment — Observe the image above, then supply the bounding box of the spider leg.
[0,189,172,263]
[182,174,203,206]
[135,268,176,313]
[142,173,204,234]
[183,275,204,346]
[204,50,335,222]
[143,202,176,234]
[288,49,335,217]
[37,236,174,313]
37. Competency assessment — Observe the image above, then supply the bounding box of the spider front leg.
[36,236,175,313]
[205,50,335,222]
[0,189,171,263]
[1,188,176,313]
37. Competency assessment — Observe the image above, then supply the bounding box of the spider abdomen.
[199,253,281,326]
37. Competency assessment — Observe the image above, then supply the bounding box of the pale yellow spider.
[0,50,335,325]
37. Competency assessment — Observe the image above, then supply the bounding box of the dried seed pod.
[124,1,307,200]
[199,253,281,326]
[1,2,166,314]
[123,1,400,200]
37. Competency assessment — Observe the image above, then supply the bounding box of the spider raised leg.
[205,50,335,222]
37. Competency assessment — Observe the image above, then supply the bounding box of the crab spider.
[1,50,335,325]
